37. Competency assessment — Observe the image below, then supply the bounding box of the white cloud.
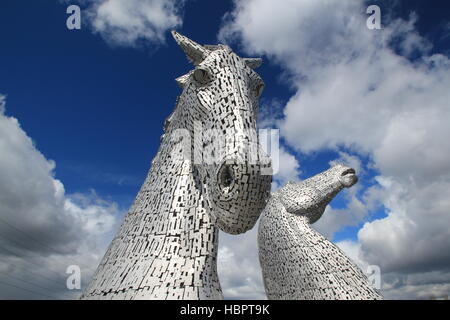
[0,95,121,299]
[218,224,266,300]
[220,0,450,299]
[335,240,368,270]
[359,177,450,274]
[272,146,301,188]
[329,151,365,177]
[80,0,185,47]
[381,271,450,300]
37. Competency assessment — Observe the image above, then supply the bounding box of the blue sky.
[1,0,450,300]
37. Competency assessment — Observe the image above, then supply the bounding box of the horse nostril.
[341,168,356,176]
[218,164,234,188]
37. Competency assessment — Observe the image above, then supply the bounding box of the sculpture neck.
[137,147,222,298]
[82,137,223,299]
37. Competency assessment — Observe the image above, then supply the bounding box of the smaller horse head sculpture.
[278,164,358,224]
[169,31,272,234]
[258,164,382,300]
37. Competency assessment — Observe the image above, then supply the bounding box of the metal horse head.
[278,164,358,224]
[169,31,272,234]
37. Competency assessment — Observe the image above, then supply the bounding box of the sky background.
[0,0,449,300]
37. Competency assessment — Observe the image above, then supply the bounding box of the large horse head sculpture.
[169,31,272,234]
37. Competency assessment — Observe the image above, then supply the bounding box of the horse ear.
[244,58,263,69]
[175,73,190,88]
[171,30,210,66]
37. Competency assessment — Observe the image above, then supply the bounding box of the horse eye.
[255,83,265,97]
[193,68,211,85]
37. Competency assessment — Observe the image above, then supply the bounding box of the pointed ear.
[171,30,210,66]
[244,58,263,69]
[175,73,190,88]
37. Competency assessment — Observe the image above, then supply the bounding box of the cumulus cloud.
[271,146,301,190]
[218,225,266,300]
[329,151,365,177]
[75,0,185,47]
[0,95,121,299]
[220,0,450,299]
[359,177,450,274]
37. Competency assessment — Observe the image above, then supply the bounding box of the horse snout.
[339,167,358,188]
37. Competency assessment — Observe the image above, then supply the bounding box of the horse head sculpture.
[258,164,382,300]
[170,31,272,234]
[278,164,358,224]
